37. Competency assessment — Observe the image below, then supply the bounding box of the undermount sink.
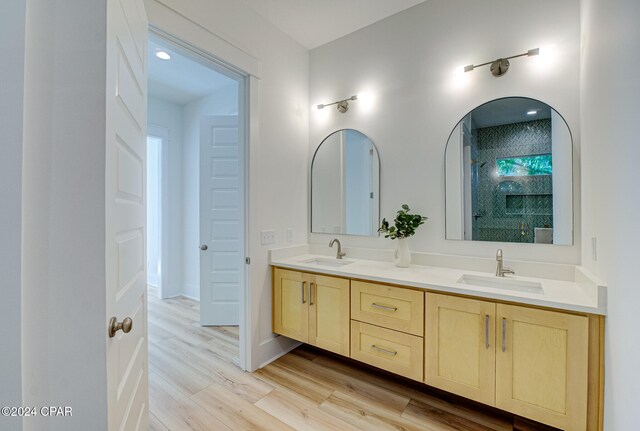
[457,274,543,294]
[302,258,354,267]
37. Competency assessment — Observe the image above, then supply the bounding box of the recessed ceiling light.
[155,51,171,60]
[526,110,537,115]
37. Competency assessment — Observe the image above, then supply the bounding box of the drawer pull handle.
[371,344,398,356]
[485,314,490,349]
[310,283,315,306]
[501,317,507,352]
[371,303,398,312]
[301,281,307,304]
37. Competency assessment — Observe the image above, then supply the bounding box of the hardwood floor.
[147,287,559,431]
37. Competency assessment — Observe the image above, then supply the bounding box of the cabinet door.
[425,293,496,405]
[273,268,308,343]
[309,274,350,355]
[496,304,588,431]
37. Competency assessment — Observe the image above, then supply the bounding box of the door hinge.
[370,192,374,199]
[245,257,251,265]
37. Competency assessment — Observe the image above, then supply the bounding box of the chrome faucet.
[495,249,515,277]
[329,239,346,259]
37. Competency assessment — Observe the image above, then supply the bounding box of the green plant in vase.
[379,204,427,267]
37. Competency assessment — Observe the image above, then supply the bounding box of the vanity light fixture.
[317,94,358,113]
[463,48,540,77]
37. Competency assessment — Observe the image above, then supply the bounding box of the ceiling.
[148,37,236,105]
[236,0,428,50]
[471,98,552,129]
[148,2,429,103]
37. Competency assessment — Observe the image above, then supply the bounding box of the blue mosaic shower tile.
[473,119,553,243]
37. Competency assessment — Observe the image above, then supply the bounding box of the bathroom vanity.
[293,95,603,430]
[270,252,605,431]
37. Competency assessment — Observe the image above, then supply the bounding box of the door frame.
[147,25,256,371]
[146,125,169,299]
[147,0,263,371]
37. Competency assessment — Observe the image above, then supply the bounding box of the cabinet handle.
[310,283,315,305]
[371,303,398,312]
[501,317,507,352]
[301,281,307,304]
[485,314,490,349]
[371,344,397,356]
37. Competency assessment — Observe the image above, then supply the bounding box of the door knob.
[200,244,208,251]
[108,317,133,338]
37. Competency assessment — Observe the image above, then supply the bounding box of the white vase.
[393,238,411,268]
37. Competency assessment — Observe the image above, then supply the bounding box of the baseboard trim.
[256,335,301,371]
[179,293,200,301]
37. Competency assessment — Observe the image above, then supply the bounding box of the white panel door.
[200,115,243,326]
[105,0,149,429]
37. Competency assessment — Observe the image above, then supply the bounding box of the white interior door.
[200,115,243,326]
[105,0,149,429]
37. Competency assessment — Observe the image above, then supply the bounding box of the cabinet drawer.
[351,281,424,336]
[350,321,424,381]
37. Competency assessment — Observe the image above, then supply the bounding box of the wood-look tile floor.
[147,288,558,431]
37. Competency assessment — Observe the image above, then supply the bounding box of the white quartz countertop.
[270,253,606,315]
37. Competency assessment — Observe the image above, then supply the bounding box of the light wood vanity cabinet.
[351,321,424,381]
[425,293,497,405]
[426,293,590,431]
[272,268,350,355]
[351,281,424,336]
[350,281,425,381]
[272,267,602,431]
[273,269,308,342]
[496,303,589,431]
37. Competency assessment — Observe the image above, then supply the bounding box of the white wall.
[147,0,309,368]
[580,0,640,428]
[309,0,581,264]
[147,136,161,287]
[148,96,184,298]
[21,0,109,429]
[181,85,238,300]
[0,1,25,430]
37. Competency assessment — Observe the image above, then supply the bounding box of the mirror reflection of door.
[311,129,380,236]
[344,130,376,235]
[445,97,573,245]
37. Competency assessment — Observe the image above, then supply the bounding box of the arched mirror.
[445,97,573,245]
[311,129,380,236]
